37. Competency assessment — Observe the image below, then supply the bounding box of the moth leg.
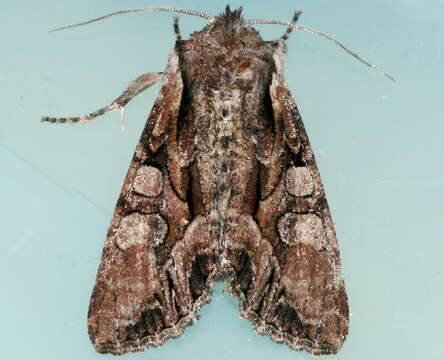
[281,10,302,41]
[41,72,162,124]
[173,16,182,41]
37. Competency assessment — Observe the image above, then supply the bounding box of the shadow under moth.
[43,6,393,356]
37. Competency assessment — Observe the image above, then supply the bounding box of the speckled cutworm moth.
[43,5,394,356]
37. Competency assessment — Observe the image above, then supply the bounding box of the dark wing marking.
[229,44,348,355]
[87,48,214,354]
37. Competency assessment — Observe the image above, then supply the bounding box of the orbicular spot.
[115,213,167,250]
[285,166,314,196]
[277,213,326,250]
[133,166,163,197]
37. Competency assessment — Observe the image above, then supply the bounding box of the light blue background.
[1,0,443,359]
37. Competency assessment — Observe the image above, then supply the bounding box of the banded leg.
[41,72,163,124]
[281,10,302,41]
[173,16,182,41]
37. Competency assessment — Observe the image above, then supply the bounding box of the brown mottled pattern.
[82,6,348,356]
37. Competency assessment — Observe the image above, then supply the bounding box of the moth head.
[188,6,264,49]
[214,5,244,24]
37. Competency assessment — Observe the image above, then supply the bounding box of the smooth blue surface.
[1,0,443,359]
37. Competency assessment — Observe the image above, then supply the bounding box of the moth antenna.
[173,16,182,41]
[247,18,395,81]
[296,24,395,81]
[281,10,302,41]
[48,7,211,33]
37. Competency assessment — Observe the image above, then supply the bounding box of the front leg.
[41,72,162,124]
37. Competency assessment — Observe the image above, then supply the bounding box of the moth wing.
[232,55,348,355]
[87,48,211,354]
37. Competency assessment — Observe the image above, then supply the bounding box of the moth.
[43,6,393,356]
